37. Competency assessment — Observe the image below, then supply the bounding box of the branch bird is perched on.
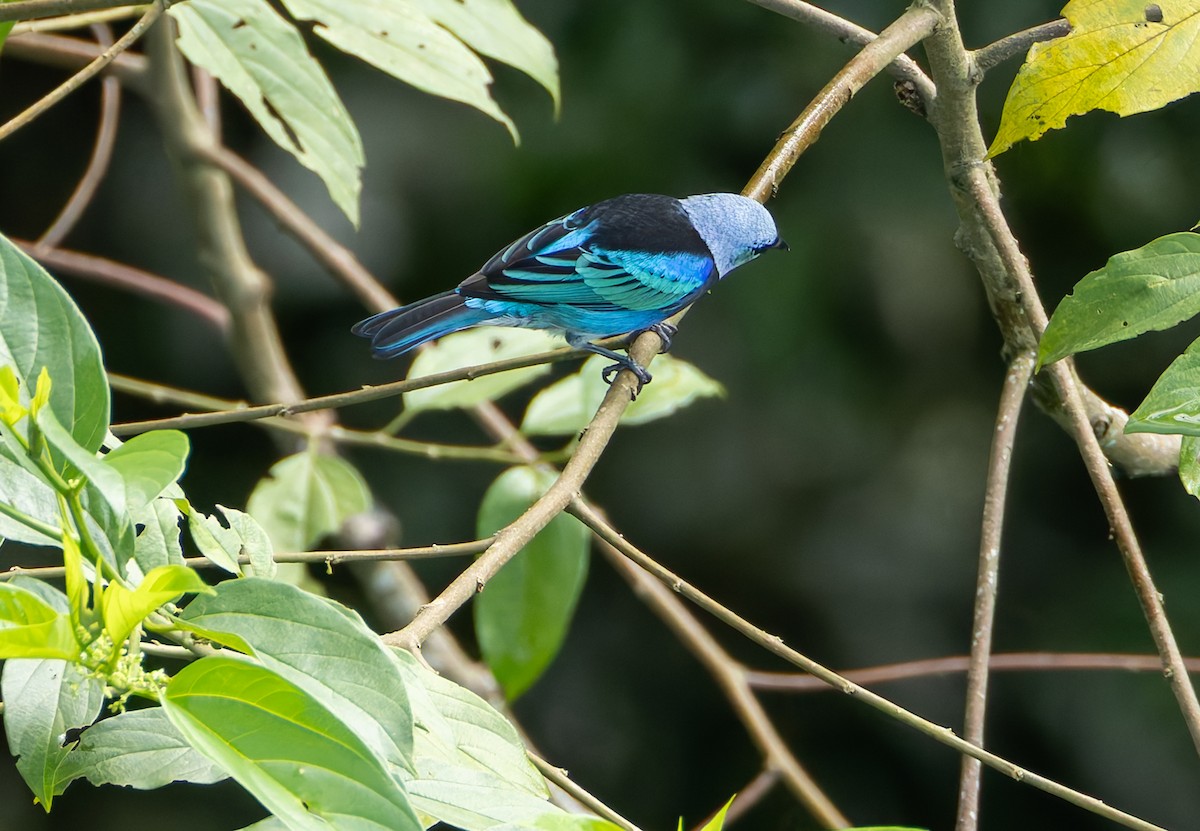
[353,193,786,392]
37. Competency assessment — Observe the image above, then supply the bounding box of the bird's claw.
[601,360,652,399]
[644,322,678,353]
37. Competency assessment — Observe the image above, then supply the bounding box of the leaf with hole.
[102,430,189,515]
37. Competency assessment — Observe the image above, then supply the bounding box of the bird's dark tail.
[351,291,491,358]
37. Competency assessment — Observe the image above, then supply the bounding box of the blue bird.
[352,193,785,390]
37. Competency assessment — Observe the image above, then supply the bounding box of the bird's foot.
[643,322,678,353]
[601,358,652,398]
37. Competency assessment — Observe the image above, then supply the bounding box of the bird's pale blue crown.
[679,193,783,277]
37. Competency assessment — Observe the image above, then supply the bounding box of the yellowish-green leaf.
[0,583,81,661]
[403,327,558,413]
[29,366,51,420]
[990,0,1200,156]
[100,565,214,646]
[0,365,25,425]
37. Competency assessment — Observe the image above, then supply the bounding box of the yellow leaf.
[30,366,52,419]
[0,365,26,426]
[989,0,1200,156]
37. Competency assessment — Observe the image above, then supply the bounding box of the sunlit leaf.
[246,451,371,554]
[990,0,1200,155]
[0,582,80,661]
[1038,233,1200,368]
[169,0,364,225]
[101,430,189,514]
[403,327,558,414]
[133,497,185,573]
[182,578,413,772]
[100,565,212,646]
[2,658,105,809]
[0,454,61,547]
[181,502,242,575]
[474,466,588,699]
[522,354,724,436]
[0,234,109,452]
[54,707,227,794]
[163,656,422,831]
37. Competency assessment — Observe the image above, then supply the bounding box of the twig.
[972,18,1071,76]
[743,4,942,202]
[11,5,143,34]
[569,500,1166,831]
[528,753,643,831]
[196,143,398,313]
[3,30,148,91]
[16,241,230,330]
[0,1,162,142]
[35,23,120,248]
[596,529,849,828]
[0,539,492,581]
[955,350,1034,831]
[744,0,937,106]
[745,652,1200,691]
[0,0,143,23]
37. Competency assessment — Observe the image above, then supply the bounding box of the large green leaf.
[403,327,558,414]
[1127,334,1200,435]
[101,430,189,514]
[1038,233,1200,368]
[54,706,227,794]
[0,233,108,452]
[522,354,724,436]
[990,0,1200,155]
[0,582,80,660]
[181,578,413,772]
[163,656,422,831]
[133,497,186,573]
[247,451,371,554]
[169,0,365,225]
[0,454,61,546]
[2,658,105,809]
[474,467,588,700]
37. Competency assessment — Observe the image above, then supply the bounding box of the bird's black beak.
[773,238,789,252]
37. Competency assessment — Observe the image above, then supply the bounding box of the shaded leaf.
[101,430,189,514]
[182,502,243,575]
[404,327,558,414]
[54,707,227,793]
[990,0,1200,155]
[0,233,109,452]
[1180,435,1200,497]
[219,505,277,579]
[474,467,588,699]
[522,354,724,436]
[169,0,364,225]
[182,577,413,772]
[133,497,185,573]
[0,454,61,547]
[247,451,371,554]
[2,658,105,809]
[163,656,422,831]
[1127,334,1200,435]
[1038,233,1200,367]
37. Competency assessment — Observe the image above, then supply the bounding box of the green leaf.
[2,658,105,809]
[989,0,1200,156]
[168,0,365,225]
[474,467,588,700]
[1180,435,1200,497]
[0,364,25,425]
[218,505,277,579]
[100,565,213,646]
[133,497,185,573]
[522,354,724,435]
[54,706,227,794]
[403,327,558,414]
[181,578,413,772]
[495,815,620,831]
[280,0,518,139]
[1127,334,1200,435]
[1038,233,1200,368]
[691,796,735,831]
[392,649,560,828]
[182,502,247,575]
[0,582,80,660]
[162,655,422,831]
[247,451,371,554]
[101,430,189,514]
[0,234,109,452]
[0,454,61,546]
[408,0,559,110]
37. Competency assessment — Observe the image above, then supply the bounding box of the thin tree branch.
[955,350,1034,831]
[973,18,1071,77]
[0,0,147,23]
[528,753,643,831]
[35,23,120,248]
[0,538,492,582]
[743,0,937,106]
[569,500,1166,831]
[11,5,143,34]
[743,4,943,202]
[4,30,148,90]
[596,529,849,828]
[196,143,398,313]
[16,241,230,330]
[745,652,1200,691]
[0,1,161,142]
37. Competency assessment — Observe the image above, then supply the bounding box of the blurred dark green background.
[3,1,1200,828]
